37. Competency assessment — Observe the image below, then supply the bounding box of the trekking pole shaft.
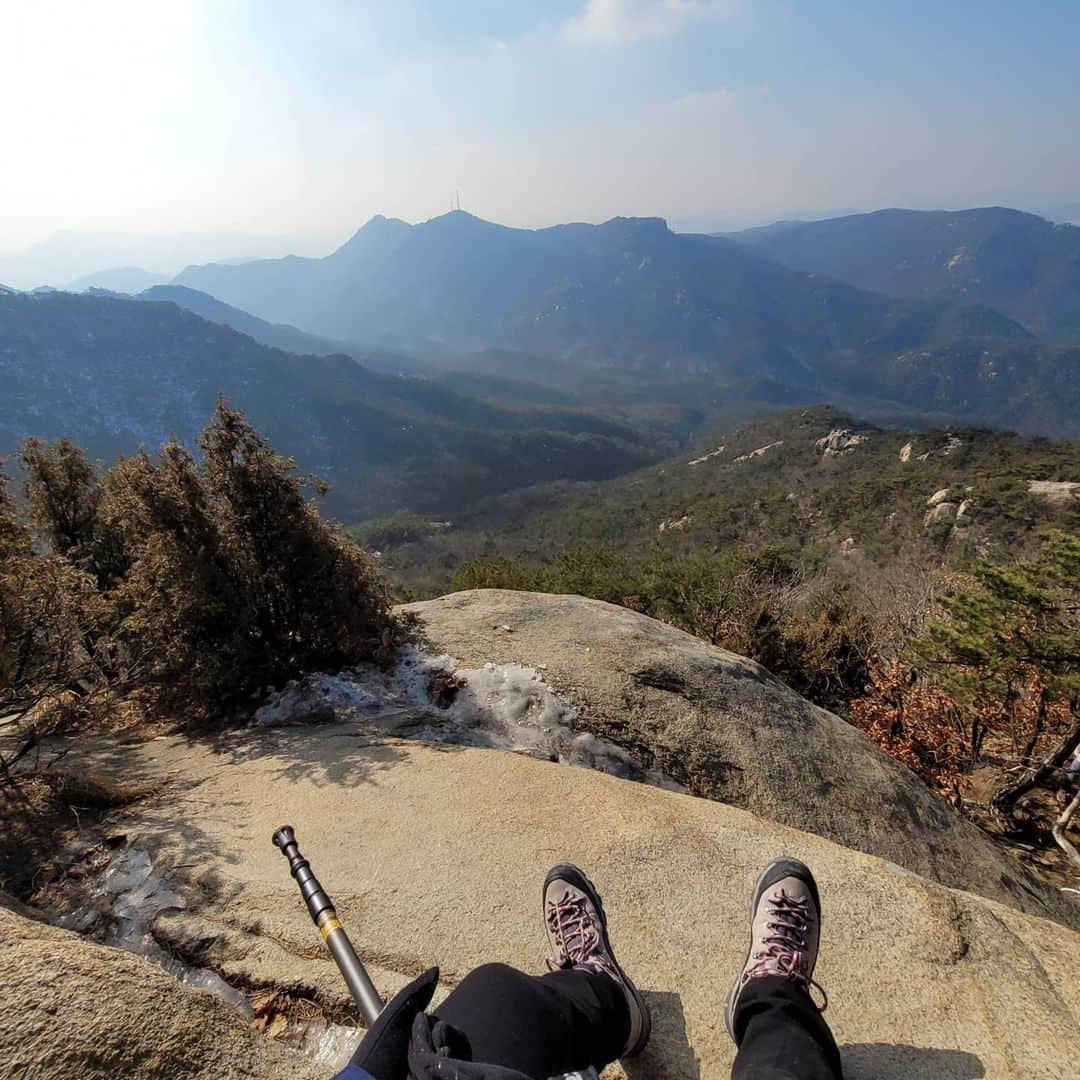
[272,825,384,1025]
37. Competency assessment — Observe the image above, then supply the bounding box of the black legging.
[433,965,842,1080]
[433,963,629,1077]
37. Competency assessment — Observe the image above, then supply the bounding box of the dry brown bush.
[849,662,966,798]
[2,403,398,747]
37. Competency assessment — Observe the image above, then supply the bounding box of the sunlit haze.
[3,0,1080,278]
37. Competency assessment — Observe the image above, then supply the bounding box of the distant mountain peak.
[334,214,413,256]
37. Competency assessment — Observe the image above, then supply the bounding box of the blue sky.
[3,0,1079,261]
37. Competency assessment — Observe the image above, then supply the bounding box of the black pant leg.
[433,962,630,1079]
[731,976,843,1080]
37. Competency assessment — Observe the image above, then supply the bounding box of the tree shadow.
[197,723,423,788]
[841,1043,985,1079]
[623,989,701,1080]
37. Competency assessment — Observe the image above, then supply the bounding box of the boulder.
[0,901,319,1080]
[926,488,951,507]
[658,514,692,533]
[403,591,1076,928]
[924,502,957,526]
[38,731,1080,1080]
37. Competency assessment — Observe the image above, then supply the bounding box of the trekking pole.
[272,824,384,1024]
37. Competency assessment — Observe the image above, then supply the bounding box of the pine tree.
[919,530,1080,808]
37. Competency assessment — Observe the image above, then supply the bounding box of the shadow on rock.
[842,1042,984,1079]
[197,724,431,788]
[624,989,701,1080]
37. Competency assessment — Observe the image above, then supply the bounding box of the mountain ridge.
[731,206,1080,340]
[169,209,1080,437]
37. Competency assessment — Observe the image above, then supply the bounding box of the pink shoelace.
[545,890,609,973]
[742,888,828,1011]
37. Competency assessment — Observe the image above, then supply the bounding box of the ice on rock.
[250,646,683,791]
[57,846,251,1021]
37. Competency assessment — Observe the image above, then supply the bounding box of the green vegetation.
[372,405,1079,599]
[0,290,665,521]
[347,510,442,551]
[918,530,1080,816]
[357,405,1079,854]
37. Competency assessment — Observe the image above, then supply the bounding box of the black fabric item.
[407,1012,534,1080]
[731,975,843,1080]
[347,967,439,1080]
[430,962,631,1080]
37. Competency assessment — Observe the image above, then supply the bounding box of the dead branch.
[1052,788,1080,870]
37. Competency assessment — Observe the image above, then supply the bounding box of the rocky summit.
[405,591,1077,929]
[2,592,1078,1079]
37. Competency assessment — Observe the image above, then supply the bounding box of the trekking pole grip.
[272,825,384,1024]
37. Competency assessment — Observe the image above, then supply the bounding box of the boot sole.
[723,857,821,1042]
[543,863,652,1058]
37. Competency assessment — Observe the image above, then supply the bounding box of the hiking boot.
[725,857,827,1040]
[543,863,651,1057]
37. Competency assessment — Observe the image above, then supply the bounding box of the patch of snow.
[53,846,251,1018]
[289,1020,361,1070]
[51,844,362,1068]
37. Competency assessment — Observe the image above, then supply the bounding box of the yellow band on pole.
[319,916,343,942]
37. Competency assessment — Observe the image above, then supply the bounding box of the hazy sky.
[4,0,1080,260]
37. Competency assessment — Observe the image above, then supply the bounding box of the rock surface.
[924,501,958,526]
[403,591,1076,928]
[1027,479,1080,507]
[815,428,869,457]
[0,901,320,1080]
[28,729,1080,1080]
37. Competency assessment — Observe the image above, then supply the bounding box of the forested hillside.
[0,290,663,518]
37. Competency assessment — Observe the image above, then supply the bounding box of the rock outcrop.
[9,589,1080,1078]
[924,501,958,526]
[26,730,1080,1080]
[1028,479,1080,507]
[404,591,1076,928]
[0,901,320,1080]
[815,428,868,457]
